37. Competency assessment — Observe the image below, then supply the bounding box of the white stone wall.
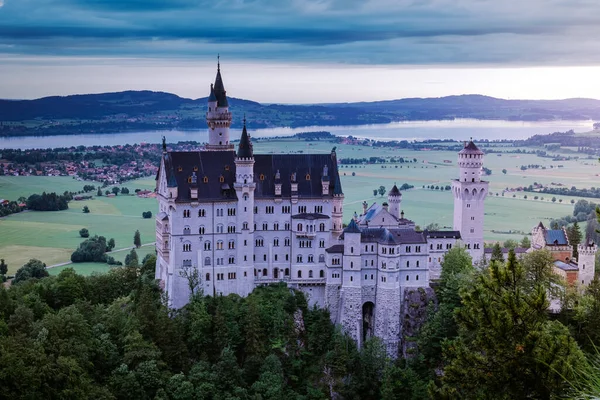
[578,244,597,287]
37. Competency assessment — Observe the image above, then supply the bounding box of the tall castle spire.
[237,115,253,159]
[206,56,233,151]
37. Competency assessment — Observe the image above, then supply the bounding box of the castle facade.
[155,64,487,355]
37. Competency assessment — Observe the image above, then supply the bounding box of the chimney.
[362,201,368,215]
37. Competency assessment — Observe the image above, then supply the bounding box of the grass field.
[0,177,156,274]
[2,138,599,275]
[256,139,599,242]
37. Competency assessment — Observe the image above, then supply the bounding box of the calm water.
[0,119,593,150]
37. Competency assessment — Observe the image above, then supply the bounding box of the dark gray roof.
[291,213,330,220]
[213,66,228,108]
[344,218,361,233]
[459,141,484,155]
[208,84,217,102]
[158,150,343,202]
[326,244,344,254]
[161,151,238,202]
[253,153,342,198]
[237,121,253,159]
[425,230,461,239]
[389,184,401,196]
[354,228,426,245]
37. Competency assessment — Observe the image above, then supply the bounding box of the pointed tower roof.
[344,218,361,234]
[237,117,253,159]
[208,83,217,102]
[389,184,401,196]
[459,140,484,155]
[213,58,228,108]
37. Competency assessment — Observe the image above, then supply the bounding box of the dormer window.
[203,176,209,183]
[178,166,183,172]
[260,174,265,181]
[219,175,225,183]
[225,165,230,171]
[193,166,198,172]
[306,173,311,180]
[187,177,192,184]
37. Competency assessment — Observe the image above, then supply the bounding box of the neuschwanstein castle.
[155,63,489,355]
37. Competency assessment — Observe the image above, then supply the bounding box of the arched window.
[320,223,325,231]
[406,261,410,267]
[285,268,290,276]
[297,270,303,278]
[205,273,210,281]
[262,268,268,276]
[309,270,313,278]
[319,254,325,263]
[297,223,303,231]
[204,257,211,266]
[320,270,324,278]
[416,260,420,267]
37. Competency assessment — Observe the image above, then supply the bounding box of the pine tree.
[134,230,141,248]
[490,242,504,263]
[568,221,583,259]
[0,259,7,276]
[437,250,585,399]
[520,236,531,248]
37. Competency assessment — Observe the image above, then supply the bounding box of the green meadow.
[1,138,599,275]
[256,139,599,242]
[0,176,157,275]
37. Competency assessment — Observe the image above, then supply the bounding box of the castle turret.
[340,219,363,345]
[578,239,597,287]
[206,58,234,151]
[452,140,488,263]
[234,118,256,296]
[331,148,344,237]
[388,184,401,220]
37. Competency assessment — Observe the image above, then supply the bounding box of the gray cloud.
[0,0,599,65]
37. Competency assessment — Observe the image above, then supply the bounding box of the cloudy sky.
[1,0,600,102]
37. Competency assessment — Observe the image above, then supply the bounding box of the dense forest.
[2,245,600,399]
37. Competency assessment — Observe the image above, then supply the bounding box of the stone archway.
[362,302,375,343]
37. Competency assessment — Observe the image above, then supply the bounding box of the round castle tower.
[388,184,402,220]
[206,59,234,151]
[578,240,597,287]
[234,118,256,296]
[452,140,488,263]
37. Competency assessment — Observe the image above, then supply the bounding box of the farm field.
[0,176,157,274]
[255,139,599,241]
[1,138,599,275]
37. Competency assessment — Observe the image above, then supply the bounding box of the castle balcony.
[295,231,316,239]
[256,277,325,286]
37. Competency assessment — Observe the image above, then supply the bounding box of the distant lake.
[0,119,593,150]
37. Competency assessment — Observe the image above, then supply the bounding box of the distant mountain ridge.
[1,91,599,137]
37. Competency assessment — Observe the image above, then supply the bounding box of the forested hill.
[2,91,600,136]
